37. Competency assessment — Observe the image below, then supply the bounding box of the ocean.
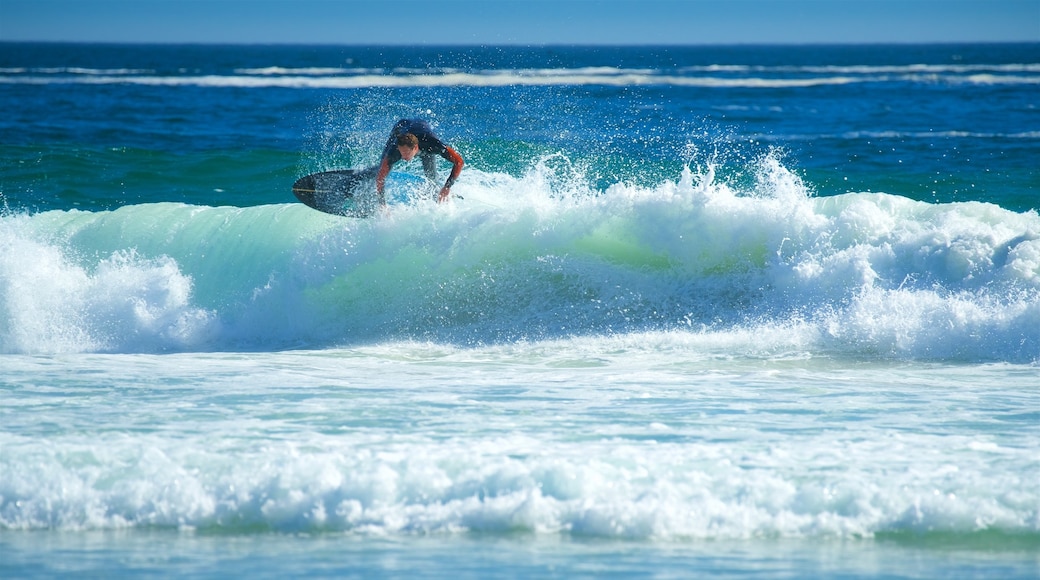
[1,42,1038,578]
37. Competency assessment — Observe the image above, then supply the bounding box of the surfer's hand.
[438,186,451,203]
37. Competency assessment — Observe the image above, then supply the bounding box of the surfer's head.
[396,133,419,161]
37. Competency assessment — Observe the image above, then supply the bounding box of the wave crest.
[2,155,1038,360]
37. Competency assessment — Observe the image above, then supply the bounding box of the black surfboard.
[292,166,428,217]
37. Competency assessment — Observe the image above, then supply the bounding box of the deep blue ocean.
[1,42,1039,578]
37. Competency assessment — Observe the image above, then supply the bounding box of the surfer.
[376,119,464,205]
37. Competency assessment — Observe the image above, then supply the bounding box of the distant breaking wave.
[2,63,1038,89]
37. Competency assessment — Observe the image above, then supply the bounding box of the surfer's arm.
[375,157,392,205]
[438,146,465,203]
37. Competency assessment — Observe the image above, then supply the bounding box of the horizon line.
[2,39,1038,48]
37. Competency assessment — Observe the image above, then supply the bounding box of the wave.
[6,73,1038,89]
[745,129,1040,142]
[10,63,1040,76]
[3,73,1036,89]
[0,73,869,89]
[0,66,155,75]
[234,66,378,76]
[2,155,1038,360]
[380,63,1040,76]
[2,417,1037,538]
[681,63,1040,74]
[2,63,1038,89]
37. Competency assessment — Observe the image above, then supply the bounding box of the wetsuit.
[376,119,464,204]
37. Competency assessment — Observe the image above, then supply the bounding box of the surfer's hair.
[396,133,419,148]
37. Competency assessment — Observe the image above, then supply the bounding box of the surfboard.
[292,167,427,217]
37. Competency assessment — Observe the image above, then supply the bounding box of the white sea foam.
[1,345,1037,537]
[0,72,867,89]
[2,63,1037,89]
[26,66,155,75]
[0,214,218,354]
[0,433,1032,536]
[234,66,380,76]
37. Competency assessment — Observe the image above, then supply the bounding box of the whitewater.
[3,155,1038,361]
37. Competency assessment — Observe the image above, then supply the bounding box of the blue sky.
[1,0,1037,45]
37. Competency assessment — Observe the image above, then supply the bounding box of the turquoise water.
[1,43,1039,577]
